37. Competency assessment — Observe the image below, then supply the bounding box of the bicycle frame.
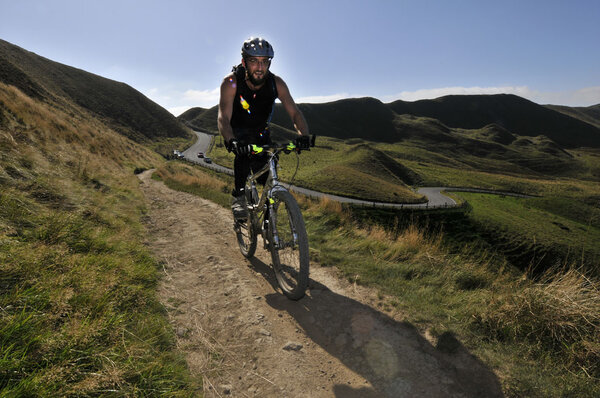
[243,147,290,248]
[234,138,315,300]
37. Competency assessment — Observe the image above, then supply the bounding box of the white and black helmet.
[241,37,274,58]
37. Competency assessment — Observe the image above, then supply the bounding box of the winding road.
[181,131,531,209]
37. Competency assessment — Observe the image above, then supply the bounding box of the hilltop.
[546,103,600,129]
[0,38,191,143]
[388,94,600,148]
[178,105,218,133]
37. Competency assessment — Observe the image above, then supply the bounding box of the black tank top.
[230,64,278,143]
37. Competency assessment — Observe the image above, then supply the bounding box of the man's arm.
[275,76,309,136]
[217,73,237,143]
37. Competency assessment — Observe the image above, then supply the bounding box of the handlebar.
[251,135,316,155]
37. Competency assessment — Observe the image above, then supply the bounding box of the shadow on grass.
[248,257,503,398]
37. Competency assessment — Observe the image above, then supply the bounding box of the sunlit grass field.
[456,192,600,266]
[208,136,425,203]
[155,159,600,397]
[206,133,600,271]
[0,83,197,396]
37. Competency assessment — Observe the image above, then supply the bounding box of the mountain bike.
[233,136,316,300]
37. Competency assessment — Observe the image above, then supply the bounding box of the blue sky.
[1,0,599,115]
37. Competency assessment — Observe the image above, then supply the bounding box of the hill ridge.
[0,38,190,143]
[178,94,600,149]
[388,94,600,148]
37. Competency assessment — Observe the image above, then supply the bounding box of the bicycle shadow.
[247,257,504,398]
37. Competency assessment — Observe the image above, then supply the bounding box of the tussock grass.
[299,201,600,396]
[154,161,233,207]
[155,162,227,193]
[1,83,196,395]
[314,195,344,216]
[475,266,600,377]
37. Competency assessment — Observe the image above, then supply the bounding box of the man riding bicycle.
[217,37,310,219]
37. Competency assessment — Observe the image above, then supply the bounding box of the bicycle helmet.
[241,37,274,58]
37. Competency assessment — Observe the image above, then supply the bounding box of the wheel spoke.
[269,190,309,300]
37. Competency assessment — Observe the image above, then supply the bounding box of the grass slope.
[297,143,424,202]
[388,94,600,148]
[0,79,196,394]
[546,104,600,129]
[0,38,191,144]
[272,97,400,142]
[178,106,219,133]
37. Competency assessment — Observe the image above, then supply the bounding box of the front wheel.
[268,190,309,300]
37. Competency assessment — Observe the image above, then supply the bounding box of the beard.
[247,71,267,86]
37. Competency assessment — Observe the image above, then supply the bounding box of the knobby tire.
[268,190,309,300]
[234,183,258,258]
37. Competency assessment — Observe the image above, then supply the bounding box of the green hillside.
[0,39,191,144]
[546,104,600,129]
[0,86,195,395]
[293,143,424,203]
[0,40,197,395]
[388,94,600,148]
[178,106,219,133]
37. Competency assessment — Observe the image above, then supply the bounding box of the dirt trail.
[138,170,503,397]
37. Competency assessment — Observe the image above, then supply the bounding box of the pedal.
[232,210,248,221]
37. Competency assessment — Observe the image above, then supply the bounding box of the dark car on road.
[203,157,212,164]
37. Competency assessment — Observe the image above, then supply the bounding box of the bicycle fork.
[266,193,299,251]
[265,198,280,250]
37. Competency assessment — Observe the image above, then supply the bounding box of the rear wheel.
[234,183,257,258]
[235,217,256,258]
[268,190,309,300]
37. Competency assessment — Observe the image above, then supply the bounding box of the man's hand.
[294,135,311,150]
[226,139,252,155]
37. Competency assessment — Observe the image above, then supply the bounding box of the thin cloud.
[168,106,194,117]
[528,86,600,106]
[295,93,354,104]
[145,86,220,116]
[183,87,220,105]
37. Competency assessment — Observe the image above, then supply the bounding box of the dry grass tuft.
[172,172,226,192]
[318,196,344,215]
[155,163,227,193]
[476,265,600,375]
[383,223,442,262]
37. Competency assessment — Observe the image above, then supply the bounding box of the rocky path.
[137,170,503,397]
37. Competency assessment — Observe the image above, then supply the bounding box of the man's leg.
[232,154,250,219]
